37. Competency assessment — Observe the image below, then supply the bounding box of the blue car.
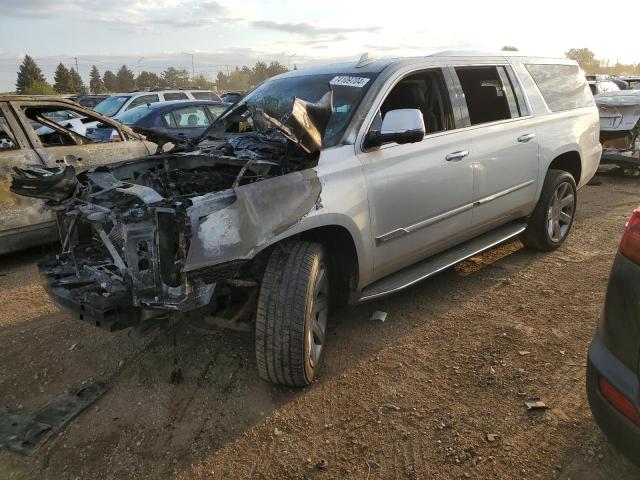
[86,100,229,144]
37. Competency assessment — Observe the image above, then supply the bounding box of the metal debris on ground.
[524,398,549,411]
[370,311,388,322]
[518,351,531,356]
[486,433,498,442]
[0,382,108,455]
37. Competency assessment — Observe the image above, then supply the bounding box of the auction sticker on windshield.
[329,76,370,88]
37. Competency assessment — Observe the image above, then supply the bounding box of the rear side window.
[455,66,524,125]
[163,106,210,128]
[163,92,188,101]
[525,64,593,112]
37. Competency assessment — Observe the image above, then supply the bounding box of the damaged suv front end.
[11,71,374,333]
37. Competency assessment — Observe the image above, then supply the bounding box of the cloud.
[249,20,381,37]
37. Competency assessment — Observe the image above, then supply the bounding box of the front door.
[358,68,474,281]
[0,102,54,252]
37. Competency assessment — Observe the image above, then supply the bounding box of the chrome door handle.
[517,133,536,143]
[445,150,469,162]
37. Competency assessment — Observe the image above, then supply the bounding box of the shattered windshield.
[218,73,378,148]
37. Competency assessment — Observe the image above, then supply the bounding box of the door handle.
[517,133,536,143]
[445,150,469,162]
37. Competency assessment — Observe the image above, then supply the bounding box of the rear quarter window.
[525,64,594,112]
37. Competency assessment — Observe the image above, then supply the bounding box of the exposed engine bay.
[10,123,323,331]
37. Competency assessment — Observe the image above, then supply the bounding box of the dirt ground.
[1,173,640,479]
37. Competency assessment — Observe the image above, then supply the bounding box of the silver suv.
[11,52,601,386]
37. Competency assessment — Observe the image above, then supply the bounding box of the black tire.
[520,169,577,251]
[255,241,330,386]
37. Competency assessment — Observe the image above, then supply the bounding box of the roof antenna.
[356,53,374,68]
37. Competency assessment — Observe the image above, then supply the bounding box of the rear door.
[450,65,539,231]
[0,102,54,252]
[11,100,151,170]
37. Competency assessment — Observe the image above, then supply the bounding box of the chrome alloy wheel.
[547,181,575,242]
[307,262,329,369]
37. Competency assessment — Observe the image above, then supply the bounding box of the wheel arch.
[253,213,368,304]
[547,150,582,185]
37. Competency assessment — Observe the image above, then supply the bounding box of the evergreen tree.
[69,68,86,94]
[22,81,56,95]
[161,67,190,89]
[135,71,164,91]
[103,70,118,92]
[89,65,104,94]
[53,63,73,93]
[190,73,215,90]
[116,65,135,92]
[16,55,47,94]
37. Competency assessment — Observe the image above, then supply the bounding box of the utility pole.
[74,57,79,72]
[181,52,195,78]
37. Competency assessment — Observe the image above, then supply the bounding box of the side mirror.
[364,108,425,148]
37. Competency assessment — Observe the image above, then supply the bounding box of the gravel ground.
[1,173,640,479]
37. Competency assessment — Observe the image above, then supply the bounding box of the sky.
[0,0,636,92]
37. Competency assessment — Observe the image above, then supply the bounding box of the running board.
[357,220,527,302]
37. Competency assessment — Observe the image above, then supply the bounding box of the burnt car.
[0,96,155,255]
[587,207,640,466]
[10,54,600,386]
[596,90,640,169]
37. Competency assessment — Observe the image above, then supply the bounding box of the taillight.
[619,208,640,264]
[110,130,122,142]
[598,376,640,427]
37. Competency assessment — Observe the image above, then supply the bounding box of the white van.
[93,90,221,117]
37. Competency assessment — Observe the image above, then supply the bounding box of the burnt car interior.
[0,114,17,149]
[22,106,121,146]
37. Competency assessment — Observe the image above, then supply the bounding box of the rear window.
[525,64,593,112]
[163,92,188,101]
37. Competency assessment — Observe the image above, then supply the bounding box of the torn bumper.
[39,258,157,331]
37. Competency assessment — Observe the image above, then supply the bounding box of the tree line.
[564,48,640,76]
[14,54,289,95]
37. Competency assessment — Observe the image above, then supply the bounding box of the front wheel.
[520,169,577,251]
[255,241,330,386]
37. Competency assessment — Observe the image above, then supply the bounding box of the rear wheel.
[520,169,577,251]
[255,241,329,386]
